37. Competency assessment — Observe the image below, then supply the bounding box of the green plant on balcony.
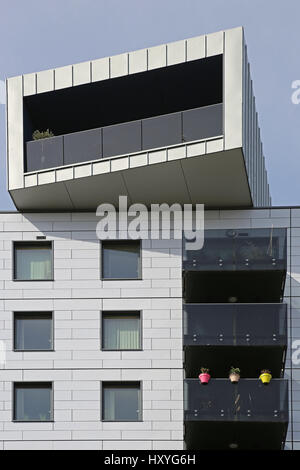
[32,129,54,140]
[229,366,241,383]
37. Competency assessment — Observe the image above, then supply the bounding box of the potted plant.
[229,367,241,384]
[259,369,272,385]
[199,367,211,385]
[32,129,54,140]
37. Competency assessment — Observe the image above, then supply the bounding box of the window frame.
[13,241,54,282]
[101,381,142,422]
[100,240,142,281]
[13,312,54,352]
[101,310,142,351]
[13,382,54,423]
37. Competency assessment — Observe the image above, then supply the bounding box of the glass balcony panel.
[25,103,224,172]
[142,112,182,150]
[183,303,287,346]
[26,136,63,172]
[64,128,102,165]
[184,379,288,423]
[183,228,287,272]
[182,103,223,142]
[102,121,142,158]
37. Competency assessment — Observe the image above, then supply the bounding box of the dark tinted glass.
[142,112,182,150]
[14,313,53,351]
[102,121,141,158]
[102,312,140,350]
[103,383,141,421]
[64,128,102,165]
[14,383,52,421]
[182,103,223,141]
[26,136,63,172]
[184,379,288,423]
[102,241,140,279]
[14,242,53,280]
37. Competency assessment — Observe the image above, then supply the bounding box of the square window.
[14,313,53,351]
[102,312,141,350]
[14,383,53,422]
[101,240,141,279]
[102,382,141,421]
[14,242,53,281]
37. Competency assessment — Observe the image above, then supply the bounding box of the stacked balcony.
[184,379,288,450]
[183,228,288,450]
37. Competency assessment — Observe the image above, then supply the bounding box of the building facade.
[0,26,297,450]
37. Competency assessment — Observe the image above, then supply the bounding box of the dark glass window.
[14,383,53,422]
[102,241,141,279]
[102,312,141,350]
[102,382,141,421]
[14,313,53,351]
[14,242,53,280]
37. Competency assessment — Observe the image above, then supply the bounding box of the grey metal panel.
[181,148,252,207]
[250,80,254,198]
[7,76,24,190]
[246,63,251,172]
[241,42,271,207]
[166,40,186,66]
[11,145,255,210]
[64,128,102,165]
[102,121,142,158]
[206,31,223,57]
[182,104,223,142]
[122,160,191,206]
[26,136,63,172]
[142,113,182,150]
[186,35,205,62]
[224,27,243,150]
[65,172,130,209]
[10,182,74,210]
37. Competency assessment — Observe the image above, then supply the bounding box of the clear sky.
[0,0,299,209]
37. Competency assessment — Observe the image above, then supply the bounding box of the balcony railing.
[183,228,287,272]
[183,303,287,346]
[184,379,288,423]
[25,103,223,173]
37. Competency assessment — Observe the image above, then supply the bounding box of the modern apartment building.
[0,26,297,450]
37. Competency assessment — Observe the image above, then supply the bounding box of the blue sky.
[0,0,299,209]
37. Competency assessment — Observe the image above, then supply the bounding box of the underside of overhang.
[10,148,253,211]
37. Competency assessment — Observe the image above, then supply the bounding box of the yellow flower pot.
[259,372,272,385]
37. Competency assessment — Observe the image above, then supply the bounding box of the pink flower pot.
[199,373,211,385]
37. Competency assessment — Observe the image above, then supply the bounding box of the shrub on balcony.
[32,129,54,140]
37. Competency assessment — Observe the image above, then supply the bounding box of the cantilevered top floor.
[6,26,271,210]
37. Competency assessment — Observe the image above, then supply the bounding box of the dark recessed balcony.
[183,228,287,303]
[184,378,288,450]
[184,303,287,377]
[25,103,222,172]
